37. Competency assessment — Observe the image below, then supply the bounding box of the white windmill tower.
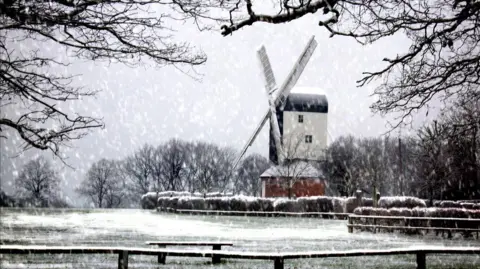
[233,36,329,172]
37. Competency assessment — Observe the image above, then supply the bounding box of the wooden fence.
[348,215,480,238]
[1,245,479,269]
[158,207,349,219]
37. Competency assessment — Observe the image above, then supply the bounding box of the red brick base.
[261,177,325,198]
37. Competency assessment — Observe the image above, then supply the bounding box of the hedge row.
[353,206,480,219]
[141,191,233,209]
[378,196,426,209]
[153,195,377,213]
[433,200,480,209]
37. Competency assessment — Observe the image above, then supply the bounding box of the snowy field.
[0,208,479,269]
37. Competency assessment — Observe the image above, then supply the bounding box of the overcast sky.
[0,11,441,205]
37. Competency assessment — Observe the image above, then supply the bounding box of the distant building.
[259,160,325,198]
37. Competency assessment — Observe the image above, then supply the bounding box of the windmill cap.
[290,86,327,95]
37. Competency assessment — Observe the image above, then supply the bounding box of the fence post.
[348,216,353,233]
[274,257,284,269]
[416,252,426,269]
[118,250,128,269]
[157,245,166,264]
[212,245,221,264]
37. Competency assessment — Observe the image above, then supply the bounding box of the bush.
[297,196,335,212]
[438,201,461,208]
[230,196,248,211]
[273,199,302,212]
[354,206,480,219]
[258,198,274,211]
[345,197,360,213]
[378,196,426,209]
[141,193,157,209]
[333,198,346,213]
[461,203,480,210]
[176,197,206,210]
[157,191,191,198]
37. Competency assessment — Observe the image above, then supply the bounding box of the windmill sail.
[257,46,277,93]
[232,36,318,170]
[276,35,317,110]
[232,109,271,170]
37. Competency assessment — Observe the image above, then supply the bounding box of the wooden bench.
[145,241,234,264]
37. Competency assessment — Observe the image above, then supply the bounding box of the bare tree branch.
[1,0,233,158]
[220,0,480,129]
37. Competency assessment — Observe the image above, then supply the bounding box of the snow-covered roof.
[260,161,322,178]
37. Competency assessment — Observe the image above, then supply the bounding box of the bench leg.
[157,245,166,264]
[118,250,128,269]
[212,245,221,264]
[416,253,426,269]
[274,258,284,269]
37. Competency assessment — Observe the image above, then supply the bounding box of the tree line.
[76,140,270,208]
[5,98,478,208]
[323,99,480,202]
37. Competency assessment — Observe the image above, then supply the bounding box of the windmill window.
[305,135,313,143]
[298,115,304,123]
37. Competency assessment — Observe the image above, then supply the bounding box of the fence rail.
[1,245,479,269]
[348,215,480,238]
[158,207,349,219]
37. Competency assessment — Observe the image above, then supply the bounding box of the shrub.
[362,198,374,207]
[354,206,480,219]
[141,193,157,209]
[297,196,335,212]
[345,197,360,213]
[378,196,426,209]
[157,191,191,198]
[333,198,346,213]
[461,203,480,210]
[273,199,302,212]
[258,198,274,211]
[176,197,205,210]
[230,196,248,211]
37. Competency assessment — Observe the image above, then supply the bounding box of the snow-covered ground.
[1,208,479,268]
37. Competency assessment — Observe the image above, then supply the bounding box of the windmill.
[233,35,329,172]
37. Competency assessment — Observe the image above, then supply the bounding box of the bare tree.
[182,141,236,194]
[356,138,387,205]
[236,153,270,196]
[157,139,187,191]
[123,144,154,197]
[214,145,237,192]
[416,121,450,203]
[440,98,480,199]
[77,158,124,208]
[268,132,322,199]
[15,156,60,206]
[220,1,480,128]
[324,135,361,196]
[150,145,165,196]
[0,0,234,157]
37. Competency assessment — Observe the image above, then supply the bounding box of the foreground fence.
[1,245,479,269]
[348,215,480,238]
[158,207,350,219]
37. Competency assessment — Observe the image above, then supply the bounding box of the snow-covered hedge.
[353,207,480,236]
[378,196,426,209]
[435,200,480,209]
[345,197,373,213]
[157,195,352,213]
[354,206,480,219]
[141,191,234,209]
